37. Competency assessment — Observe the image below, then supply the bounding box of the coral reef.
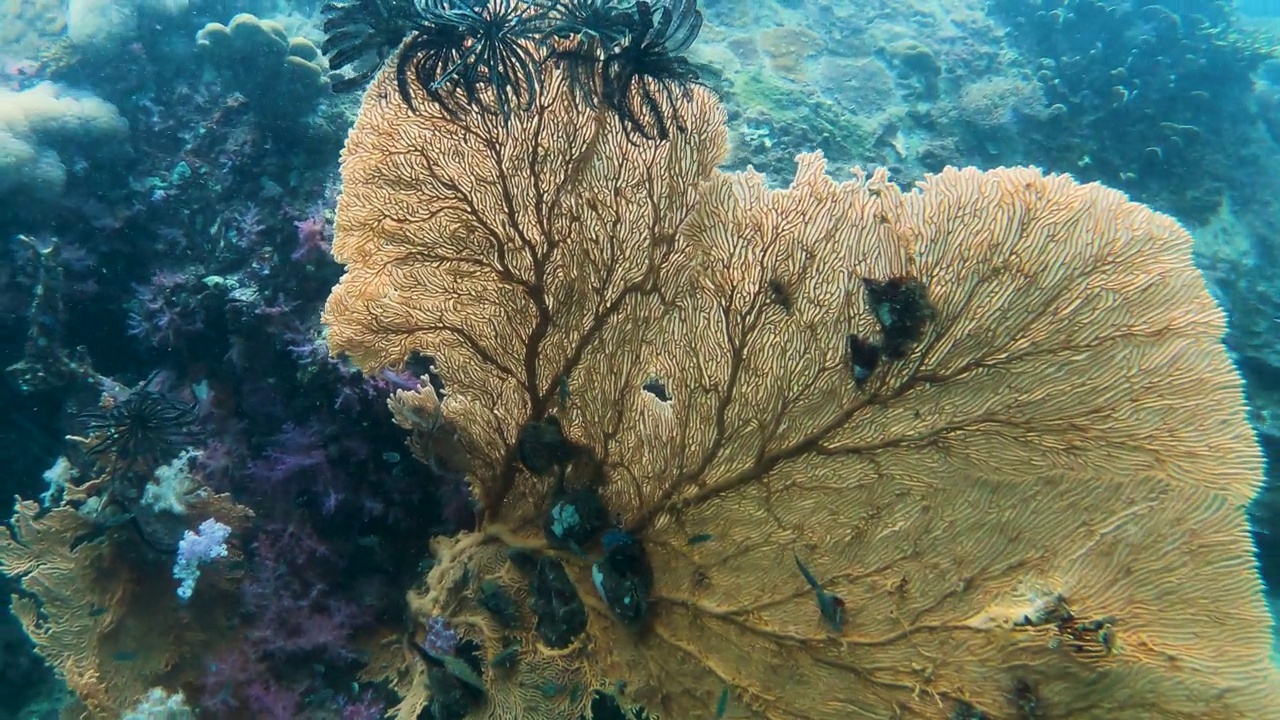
[691,0,1016,183]
[0,3,424,716]
[195,13,329,120]
[1,0,1279,717]
[0,82,128,209]
[322,44,1277,719]
[0,0,66,59]
[67,0,190,50]
[988,0,1274,222]
[720,67,881,183]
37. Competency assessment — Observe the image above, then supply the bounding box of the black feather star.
[541,0,636,106]
[542,0,710,139]
[329,0,712,138]
[597,0,708,140]
[321,0,425,93]
[544,0,635,49]
[396,0,552,118]
[80,390,201,472]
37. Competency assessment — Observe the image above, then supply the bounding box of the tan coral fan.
[0,495,251,718]
[323,57,1279,719]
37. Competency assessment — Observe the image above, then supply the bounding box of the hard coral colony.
[321,1,1279,720]
[0,0,1272,719]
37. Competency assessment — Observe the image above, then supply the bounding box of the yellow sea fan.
[0,494,252,719]
[324,52,1279,720]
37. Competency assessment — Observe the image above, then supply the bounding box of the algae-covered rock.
[723,68,883,181]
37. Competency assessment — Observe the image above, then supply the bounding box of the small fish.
[767,278,793,314]
[490,643,520,669]
[440,655,487,693]
[687,533,714,545]
[558,374,571,410]
[794,553,846,632]
[716,686,730,718]
[539,680,564,699]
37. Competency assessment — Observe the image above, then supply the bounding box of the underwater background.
[1,0,1279,717]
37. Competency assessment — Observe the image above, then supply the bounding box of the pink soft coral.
[292,210,332,261]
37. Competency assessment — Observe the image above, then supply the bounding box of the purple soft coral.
[291,209,332,262]
[422,615,458,657]
[239,524,368,662]
[127,269,208,349]
[339,689,386,720]
[223,203,266,248]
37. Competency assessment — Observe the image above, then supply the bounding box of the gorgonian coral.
[320,14,1279,720]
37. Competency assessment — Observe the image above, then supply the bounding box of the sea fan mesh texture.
[323,53,1279,720]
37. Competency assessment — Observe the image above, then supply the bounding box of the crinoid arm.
[649,0,702,57]
[539,0,632,108]
[395,0,553,118]
[599,0,708,140]
[321,0,425,93]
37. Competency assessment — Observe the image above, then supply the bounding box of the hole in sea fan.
[642,377,671,402]
[404,351,446,396]
[767,277,793,314]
